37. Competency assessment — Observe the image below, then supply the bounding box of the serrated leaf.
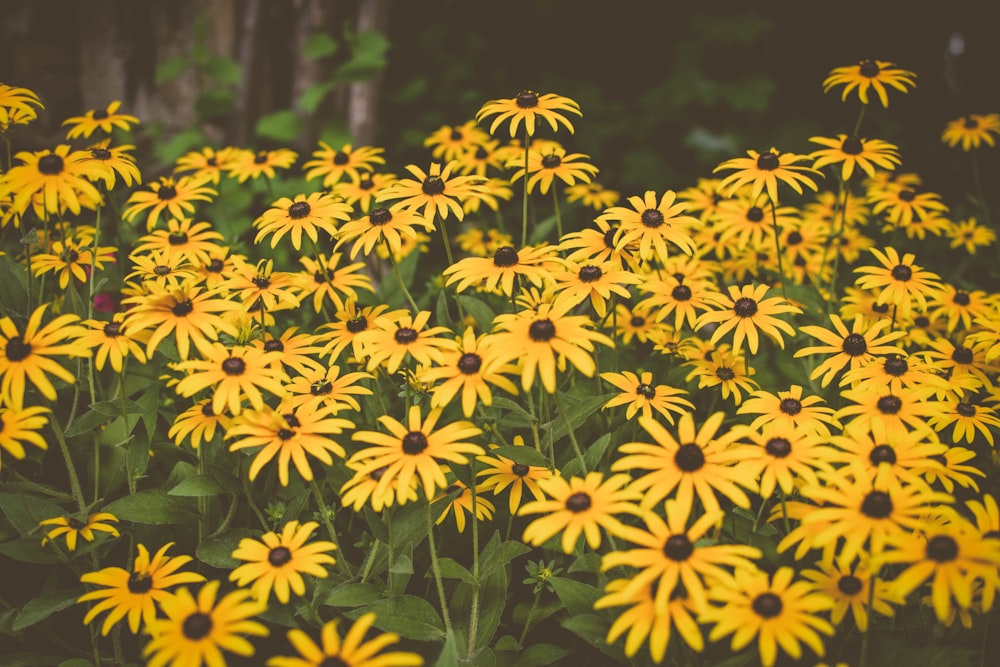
[486,445,548,468]
[103,491,197,525]
[321,582,381,608]
[169,474,225,497]
[196,529,251,569]
[256,110,303,143]
[347,595,445,641]
[13,588,81,631]
[304,33,338,59]
[549,576,601,616]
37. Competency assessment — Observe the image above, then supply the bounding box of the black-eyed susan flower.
[331,170,397,211]
[282,365,373,414]
[742,424,838,498]
[596,576,704,663]
[476,445,552,514]
[132,217,224,264]
[85,139,141,189]
[31,237,115,290]
[550,259,641,318]
[77,314,148,372]
[683,348,759,406]
[266,612,424,667]
[4,145,103,216]
[224,257,304,314]
[696,283,800,356]
[424,120,489,162]
[173,343,288,416]
[565,181,620,210]
[714,148,820,204]
[823,59,917,107]
[78,542,206,636]
[254,191,352,250]
[174,146,239,185]
[927,284,993,335]
[377,160,485,222]
[303,142,386,187]
[0,402,49,469]
[168,399,232,449]
[794,314,906,387]
[488,300,614,394]
[508,144,599,195]
[877,517,1000,622]
[122,175,216,231]
[599,370,693,423]
[703,565,834,667]
[230,520,337,603]
[297,252,373,314]
[853,247,941,320]
[348,404,484,503]
[40,512,119,552]
[949,217,996,254]
[420,327,519,417]
[126,248,199,290]
[739,385,840,436]
[916,445,984,494]
[143,580,268,667]
[443,243,558,297]
[925,394,1000,446]
[519,471,640,553]
[800,561,895,632]
[123,282,240,360]
[63,100,139,139]
[612,411,758,514]
[810,134,901,182]
[227,403,351,486]
[711,194,798,253]
[869,185,948,228]
[640,274,719,332]
[339,459,419,512]
[433,480,495,533]
[227,147,297,183]
[942,113,1000,151]
[318,301,407,363]
[920,337,993,389]
[335,206,433,260]
[0,304,86,409]
[828,427,947,488]
[355,310,456,375]
[559,217,641,272]
[601,501,760,614]
[837,385,935,443]
[596,190,699,262]
[0,83,43,129]
[476,90,581,137]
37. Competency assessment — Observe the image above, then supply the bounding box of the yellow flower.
[0,304,87,409]
[476,90,581,137]
[40,512,119,552]
[230,520,337,603]
[62,100,139,139]
[941,113,1000,150]
[823,59,917,107]
[267,612,424,667]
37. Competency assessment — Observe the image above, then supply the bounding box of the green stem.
[119,365,136,496]
[824,181,850,312]
[518,590,542,646]
[859,571,876,667]
[552,390,587,473]
[768,196,788,301]
[552,184,563,243]
[467,459,482,660]
[48,409,87,514]
[310,479,352,576]
[521,128,530,247]
[386,508,394,592]
[384,237,420,313]
[853,104,868,137]
[426,501,454,638]
[525,383,544,458]
[360,540,379,584]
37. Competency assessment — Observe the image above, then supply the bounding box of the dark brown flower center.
[127,572,153,594]
[952,346,973,365]
[394,327,418,344]
[640,209,665,228]
[263,339,284,352]
[869,444,897,465]
[91,148,111,161]
[288,201,311,219]
[182,612,213,640]
[346,316,368,333]
[841,136,864,155]
[779,398,802,415]
[565,492,591,512]
[716,367,735,381]
[630,315,646,327]
[956,402,976,418]
[268,546,292,566]
[752,592,783,618]
[663,534,694,561]
[963,116,979,129]
[837,574,863,596]
[877,395,902,414]
[201,402,215,417]
[765,437,791,458]
[674,443,705,472]
[254,152,268,164]
[861,490,893,518]
[370,208,392,226]
[449,128,463,141]
[529,319,556,342]
[515,91,539,108]
[92,109,110,120]
[402,431,428,454]
[578,265,602,283]
[926,535,958,562]
[222,357,246,376]
[38,154,65,175]
[511,463,530,477]
[756,152,780,171]
[422,175,445,195]
[168,232,188,246]
[872,302,890,314]
[636,383,657,399]
[5,336,32,362]
[671,284,692,301]
[153,265,172,276]
[890,265,913,281]
[898,189,915,202]
[842,333,868,356]
[746,206,764,222]
[492,245,519,267]
[157,185,178,200]
[733,297,758,318]
[952,291,971,306]
[207,259,224,273]
[172,300,194,317]
[884,354,908,376]
[311,381,332,395]
[859,60,880,78]
[786,231,803,246]
[458,353,482,374]
[359,176,375,189]
[333,152,349,165]
[103,321,122,337]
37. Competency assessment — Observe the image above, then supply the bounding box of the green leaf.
[389,553,413,574]
[320,582,381,608]
[486,445,548,468]
[304,33,338,59]
[335,30,390,82]
[195,89,235,119]
[90,399,144,419]
[479,532,531,579]
[430,557,475,584]
[156,55,189,84]
[154,127,206,165]
[299,82,335,114]
[255,110,304,143]
[493,635,521,652]
[196,529,251,569]
[13,588,81,631]
[63,408,111,438]
[103,491,198,525]
[561,614,623,660]
[545,394,609,444]
[169,474,225,497]
[433,632,460,667]
[348,595,445,641]
[490,397,534,422]
[0,492,65,536]
[203,56,241,85]
[455,295,496,331]
[517,644,569,667]
[0,538,63,564]
[549,576,601,616]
